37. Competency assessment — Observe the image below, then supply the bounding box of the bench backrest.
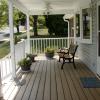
[68,44,78,56]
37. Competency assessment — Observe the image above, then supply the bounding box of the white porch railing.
[0,37,74,81]
[0,40,26,80]
[29,37,74,54]
[0,54,11,80]
[15,40,26,70]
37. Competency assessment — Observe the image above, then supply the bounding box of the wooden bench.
[58,44,78,69]
[57,47,68,62]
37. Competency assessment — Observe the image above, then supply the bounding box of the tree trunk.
[33,15,38,36]
[16,24,20,33]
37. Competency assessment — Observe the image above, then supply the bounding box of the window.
[81,7,92,44]
[75,14,80,37]
[98,5,100,56]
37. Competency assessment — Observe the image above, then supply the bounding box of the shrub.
[45,47,54,53]
[18,57,32,68]
[14,36,21,44]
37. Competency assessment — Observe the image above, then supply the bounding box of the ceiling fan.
[43,2,53,15]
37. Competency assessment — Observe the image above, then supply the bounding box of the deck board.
[2,59,100,100]
[67,63,87,100]
[43,60,51,100]
[55,60,65,100]
[36,61,46,100]
[63,63,80,100]
[50,60,57,100]
[29,61,43,100]
[22,61,40,100]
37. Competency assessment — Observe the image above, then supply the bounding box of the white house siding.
[78,0,98,73]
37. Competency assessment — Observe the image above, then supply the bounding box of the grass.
[0,41,10,59]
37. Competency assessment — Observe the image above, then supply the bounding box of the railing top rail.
[30,37,74,40]
[0,54,11,61]
[0,40,25,61]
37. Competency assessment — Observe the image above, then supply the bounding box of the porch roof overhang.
[12,0,91,15]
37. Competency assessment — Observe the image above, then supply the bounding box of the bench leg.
[73,58,76,69]
[69,59,71,63]
[61,58,65,70]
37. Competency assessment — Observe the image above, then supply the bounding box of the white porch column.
[26,14,30,53]
[74,14,76,44]
[8,0,16,78]
[67,20,70,48]
[64,20,70,48]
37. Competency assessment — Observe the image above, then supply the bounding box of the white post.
[63,19,70,48]
[67,20,70,48]
[0,64,2,98]
[8,0,16,78]
[74,14,76,44]
[26,14,30,53]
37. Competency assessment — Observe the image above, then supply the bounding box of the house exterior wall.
[78,0,98,73]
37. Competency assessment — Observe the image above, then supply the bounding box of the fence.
[30,37,74,54]
[15,40,26,70]
[0,40,25,80]
[0,54,11,80]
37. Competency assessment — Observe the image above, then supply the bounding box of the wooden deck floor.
[1,59,100,100]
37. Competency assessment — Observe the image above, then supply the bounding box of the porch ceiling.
[12,0,91,15]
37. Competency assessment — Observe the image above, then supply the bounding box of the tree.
[38,16,46,29]
[13,9,26,33]
[0,0,8,28]
[45,15,68,36]
[0,0,26,33]
[32,15,38,36]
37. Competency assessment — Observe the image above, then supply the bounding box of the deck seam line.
[28,61,41,100]
[57,61,66,100]
[35,60,44,100]
[54,60,58,100]
[42,61,47,100]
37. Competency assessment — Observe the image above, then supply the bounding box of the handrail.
[0,40,26,81]
[29,37,74,54]
[30,37,74,40]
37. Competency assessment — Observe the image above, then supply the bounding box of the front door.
[97,2,100,76]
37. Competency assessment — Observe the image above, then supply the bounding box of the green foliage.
[14,32,23,35]
[13,9,26,33]
[0,0,8,28]
[45,47,54,53]
[30,15,46,29]
[0,42,10,59]
[14,36,21,44]
[26,53,33,58]
[26,53,34,61]
[0,0,26,31]
[38,16,46,29]
[18,57,32,67]
[13,9,26,26]
[45,15,68,36]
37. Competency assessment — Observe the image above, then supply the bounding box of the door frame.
[97,1,100,75]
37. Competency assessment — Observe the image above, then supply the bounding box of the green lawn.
[0,41,10,59]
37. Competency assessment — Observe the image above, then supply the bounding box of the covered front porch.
[1,0,100,99]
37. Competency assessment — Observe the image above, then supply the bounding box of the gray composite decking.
[2,59,100,100]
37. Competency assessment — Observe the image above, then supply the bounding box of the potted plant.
[45,47,54,58]
[26,53,37,62]
[18,57,32,71]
